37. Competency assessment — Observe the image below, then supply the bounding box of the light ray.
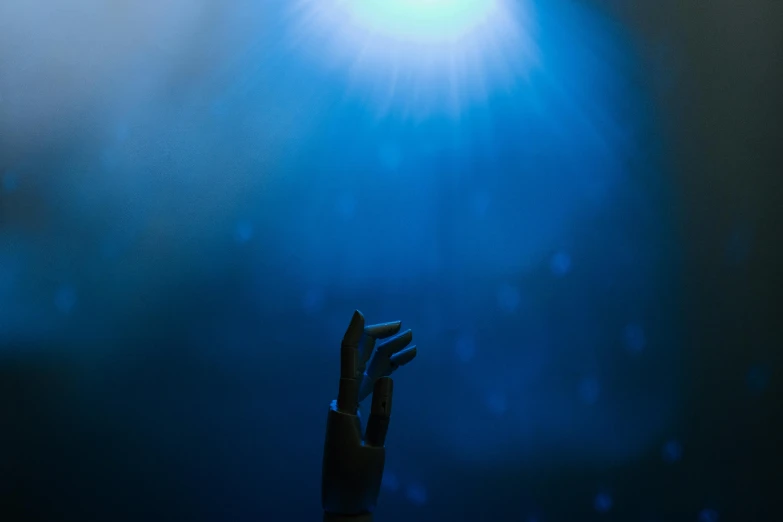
[288,0,539,116]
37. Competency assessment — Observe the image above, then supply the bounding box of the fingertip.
[376,329,413,357]
[365,320,403,339]
[390,345,417,367]
[350,310,365,330]
[342,310,366,347]
[374,376,394,397]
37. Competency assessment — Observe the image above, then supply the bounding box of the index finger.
[364,377,393,447]
[359,321,402,371]
[365,321,402,339]
[341,309,365,375]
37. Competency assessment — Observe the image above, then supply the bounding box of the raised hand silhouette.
[321,310,418,522]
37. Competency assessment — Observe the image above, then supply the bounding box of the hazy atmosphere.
[1,1,781,521]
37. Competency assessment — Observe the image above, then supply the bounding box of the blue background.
[1,1,781,521]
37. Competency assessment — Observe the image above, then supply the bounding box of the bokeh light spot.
[579,376,600,405]
[624,322,647,353]
[382,470,399,492]
[2,170,19,193]
[487,391,508,416]
[662,439,683,463]
[594,492,613,513]
[496,283,521,313]
[698,508,719,522]
[234,221,254,243]
[406,483,428,506]
[746,364,770,395]
[54,286,77,315]
[302,288,325,314]
[550,251,572,277]
[455,333,477,363]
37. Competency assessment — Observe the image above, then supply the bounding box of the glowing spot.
[344,0,503,43]
[406,483,428,506]
[623,322,646,353]
[594,492,613,513]
[550,251,572,276]
[698,508,719,522]
[302,288,325,313]
[2,170,19,193]
[455,333,476,362]
[496,283,521,313]
[747,364,770,395]
[55,286,77,315]
[382,471,399,492]
[579,376,600,405]
[234,221,254,243]
[661,439,683,463]
[487,391,507,416]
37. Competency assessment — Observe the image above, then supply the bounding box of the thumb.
[364,377,393,447]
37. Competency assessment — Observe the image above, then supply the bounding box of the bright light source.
[289,0,538,116]
[344,0,499,44]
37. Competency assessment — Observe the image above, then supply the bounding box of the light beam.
[289,0,538,116]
